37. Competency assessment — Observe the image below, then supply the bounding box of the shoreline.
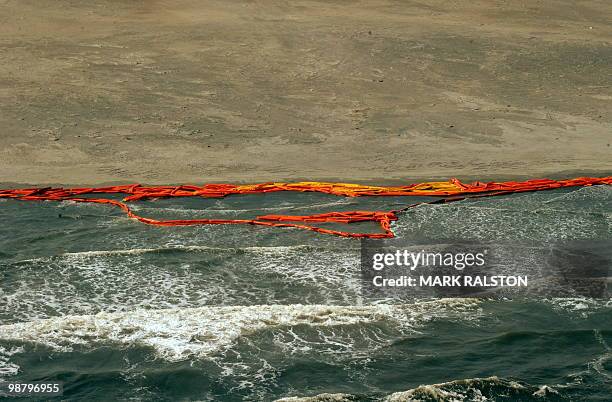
[2,1,611,190]
[2,169,611,189]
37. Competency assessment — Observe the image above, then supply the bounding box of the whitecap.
[275,376,556,402]
[0,300,480,362]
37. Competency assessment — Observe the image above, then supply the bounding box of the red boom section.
[1,176,610,238]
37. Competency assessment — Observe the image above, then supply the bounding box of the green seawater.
[0,186,610,401]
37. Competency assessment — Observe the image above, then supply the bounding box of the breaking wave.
[275,376,560,401]
[2,245,363,323]
[384,376,559,401]
[0,300,481,361]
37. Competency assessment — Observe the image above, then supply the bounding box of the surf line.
[0,176,610,238]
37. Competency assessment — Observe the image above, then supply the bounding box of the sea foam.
[0,300,480,361]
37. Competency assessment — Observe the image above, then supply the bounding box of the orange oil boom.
[1,176,610,238]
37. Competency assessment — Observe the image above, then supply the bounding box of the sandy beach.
[1,0,610,186]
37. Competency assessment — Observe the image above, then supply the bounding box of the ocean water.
[0,186,610,401]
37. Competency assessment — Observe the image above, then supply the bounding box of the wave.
[384,376,557,401]
[0,300,480,362]
[274,376,559,401]
[2,245,366,324]
[545,297,612,317]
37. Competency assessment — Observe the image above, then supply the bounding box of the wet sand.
[1,0,610,185]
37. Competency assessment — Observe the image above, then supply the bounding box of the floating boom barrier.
[1,177,611,238]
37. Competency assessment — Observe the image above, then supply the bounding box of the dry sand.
[1,0,610,186]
